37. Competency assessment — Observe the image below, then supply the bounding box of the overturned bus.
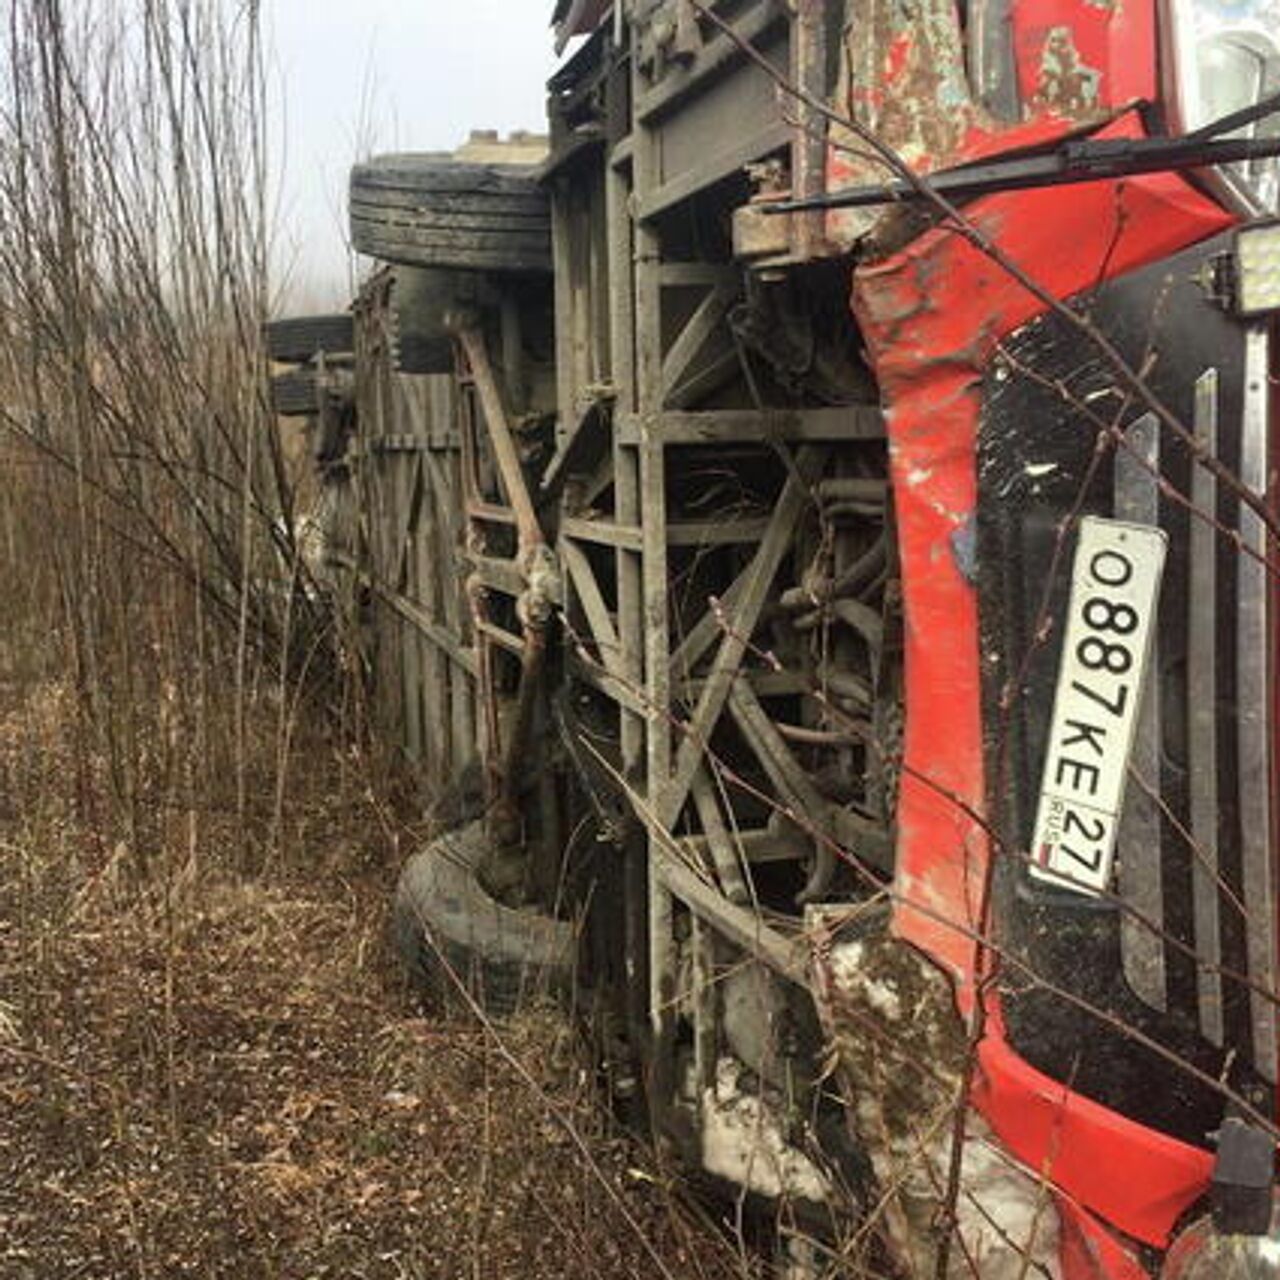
[268,0,1280,1274]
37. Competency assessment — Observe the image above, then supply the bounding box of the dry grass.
[0,663,757,1280]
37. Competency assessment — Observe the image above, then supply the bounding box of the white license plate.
[1029,516,1167,895]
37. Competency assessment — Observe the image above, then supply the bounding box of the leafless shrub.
[0,0,340,875]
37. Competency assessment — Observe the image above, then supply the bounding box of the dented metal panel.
[850,127,1232,1246]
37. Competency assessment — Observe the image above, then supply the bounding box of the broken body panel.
[834,0,1277,1262]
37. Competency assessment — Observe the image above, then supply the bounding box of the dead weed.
[0,675,751,1280]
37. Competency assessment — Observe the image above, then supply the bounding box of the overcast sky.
[266,2,561,309]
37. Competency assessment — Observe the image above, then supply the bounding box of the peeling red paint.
[1031,25,1103,116]
[883,30,912,83]
[1013,0,1155,110]
[825,0,1157,246]
[850,109,1232,1257]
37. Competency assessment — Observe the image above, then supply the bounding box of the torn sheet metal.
[552,0,611,52]
[810,910,1064,1277]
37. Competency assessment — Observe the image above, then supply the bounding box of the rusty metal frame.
[546,0,889,1132]
[345,0,892,1178]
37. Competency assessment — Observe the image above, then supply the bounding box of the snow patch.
[700,1058,829,1203]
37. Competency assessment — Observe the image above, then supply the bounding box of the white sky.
[266,1,561,309]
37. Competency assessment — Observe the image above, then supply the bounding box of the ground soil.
[0,675,754,1280]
